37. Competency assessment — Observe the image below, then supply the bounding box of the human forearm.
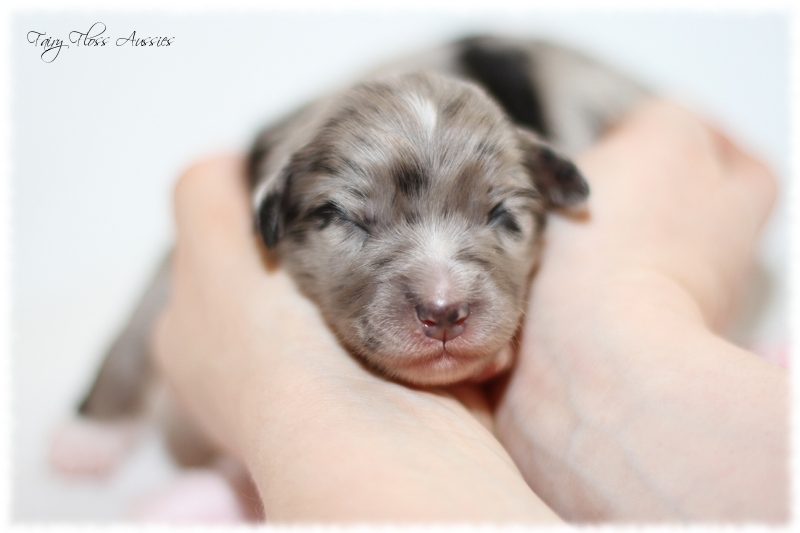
[237,360,561,522]
[495,286,789,522]
[492,100,786,522]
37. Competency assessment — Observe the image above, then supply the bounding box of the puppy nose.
[416,301,470,342]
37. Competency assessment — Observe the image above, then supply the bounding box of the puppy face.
[255,72,587,385]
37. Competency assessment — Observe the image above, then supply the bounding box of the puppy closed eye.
[487,202,521,234]
[307,201,370,236]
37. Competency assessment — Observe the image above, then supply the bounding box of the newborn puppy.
[249,71,585,385]
[247,36,647,385]
[56,36,648,477]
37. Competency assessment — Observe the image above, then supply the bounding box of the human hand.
[540,99,776,330]
[493,99,787,522]
[152,156,559,521]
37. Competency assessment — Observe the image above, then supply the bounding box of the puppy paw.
[127,469,256,523]
[749,341,789,369]
[48,416,146,478]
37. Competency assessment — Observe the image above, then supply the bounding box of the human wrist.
[499,267,788,521]
[527,259,711,358]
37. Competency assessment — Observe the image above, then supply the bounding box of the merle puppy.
[76,35,647,425]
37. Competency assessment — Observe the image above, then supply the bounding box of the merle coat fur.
[79,35,648,419]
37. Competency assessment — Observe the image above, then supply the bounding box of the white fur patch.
[416,222,460,265]
[405,94,438,138]
[252,174,274,212]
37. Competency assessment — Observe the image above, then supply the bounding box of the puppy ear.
[248,115,302,250]
[252,165,292,250]
[517,128,589,207]
[256,180,285,249]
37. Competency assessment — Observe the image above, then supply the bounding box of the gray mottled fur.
[79,35,649,418]
[250,37,648,385]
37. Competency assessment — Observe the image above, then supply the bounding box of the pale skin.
[153,99,788,522]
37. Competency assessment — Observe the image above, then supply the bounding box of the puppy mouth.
[358,300,511,384]
[387,340,496,385]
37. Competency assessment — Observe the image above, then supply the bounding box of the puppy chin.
[390,358,493,386]
[371,336,505,386]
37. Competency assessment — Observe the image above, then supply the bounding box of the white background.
[10,10,790,521]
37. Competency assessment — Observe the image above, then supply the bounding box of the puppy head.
[254,72,587,385]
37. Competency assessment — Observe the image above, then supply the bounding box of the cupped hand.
[539,99,776,330]
[152,156,556,521]
[493,99,786,522]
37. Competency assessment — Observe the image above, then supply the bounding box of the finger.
[172,154,250,242]
[706,125,777,229]
[578,98,708,179]
[171,155,264,274]
[604,99,705,146]
[636,105,778,227]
